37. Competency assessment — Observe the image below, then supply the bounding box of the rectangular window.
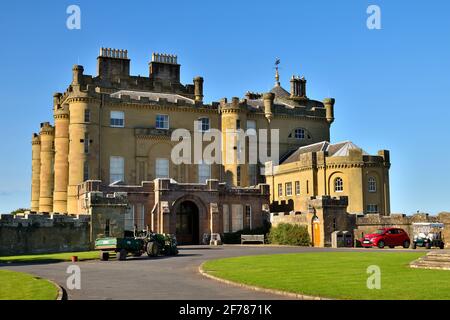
[198,163,211,183]
[231,204,243,232]
[83,161,89,181]
[223,204,230,233]
[84,109,90,123]
[245,205,252,230]
[198,117,210,132]
[236,166,241,186]
[249,164,258,186]
[236,119,241,130]
[124,205,134,231]
[295,181,300,195]
[285,182,292,196]
[278,183,283,197]
[246,120,256,135]
[109,156,124,183]
[135,204,145,231]
[110,111,124,127]
[155,158,169,178]
[104,219,110,237]
[306,180,309,194]
[367,204,379,213]
[156,114,169,130]
[84,133,89,154]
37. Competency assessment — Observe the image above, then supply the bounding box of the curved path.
[0,246,421,300]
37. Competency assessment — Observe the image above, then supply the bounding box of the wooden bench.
[241,234,265,244]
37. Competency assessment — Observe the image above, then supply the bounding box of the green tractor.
[95,228,178,261]
[411,222,445,249]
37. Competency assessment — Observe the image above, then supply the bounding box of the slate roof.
[282,141,368,164]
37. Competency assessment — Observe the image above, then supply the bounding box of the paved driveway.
[0,245,424,300]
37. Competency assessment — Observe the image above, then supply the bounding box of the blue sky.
[0,0,449,214]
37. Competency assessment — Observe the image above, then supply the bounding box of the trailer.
[95,230,178,261]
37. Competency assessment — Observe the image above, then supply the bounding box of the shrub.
[268,223,310,246]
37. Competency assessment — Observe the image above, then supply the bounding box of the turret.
[30,133,41,212]
[38,122,55,213]
[263,92,274,123]
[323,98,335,124]
[72,65,84,86]
[53,105,70,213]
[193,76,204,102]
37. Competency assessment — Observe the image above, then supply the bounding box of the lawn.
[202,252,450,300]
[0,270,58,300]
[0,251,99,264]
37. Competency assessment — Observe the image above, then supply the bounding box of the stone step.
[410,259,450,270]
[426,252,450,260]
[423,256,450,263]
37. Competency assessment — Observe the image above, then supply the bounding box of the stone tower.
[220,97,249,187]
[53,93,70,213]
[30,133,41,212]
[38,122,54,212]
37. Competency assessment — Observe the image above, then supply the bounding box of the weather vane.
[274,58,281,85]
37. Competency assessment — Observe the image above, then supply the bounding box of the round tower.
[263,92,274,123]
[220,97,248,187]
[30,133,41,212]
[53,101,70,213]
[38,122,55,213]
[67,97,101,214]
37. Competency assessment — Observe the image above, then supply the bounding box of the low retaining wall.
[355,213,450,247]
[0,213,91,255]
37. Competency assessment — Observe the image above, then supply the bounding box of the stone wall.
[0,213,90,255]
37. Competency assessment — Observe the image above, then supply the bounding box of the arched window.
[334,177,343,192]
[368,177,377,192]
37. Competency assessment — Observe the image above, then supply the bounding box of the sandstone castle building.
[29,48,391,244]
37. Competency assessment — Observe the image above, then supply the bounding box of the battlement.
[0,213,90,227]
[99,47,128,59]
[151,52,178,64]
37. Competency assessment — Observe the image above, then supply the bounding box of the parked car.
[360,228,410,249]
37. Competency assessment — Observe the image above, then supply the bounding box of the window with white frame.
[198,163,211,183]
[110,156,124,183]
[278,183,283,197]
[155,158,169,178]
[198,117,210,132]
[368,177,377,192]
[295,181,300,195]
[110,111,124,127]
[246,120,256,135]
[156,114,169,130]
[334,177,343,192]
[367,204,378,213]
[285,182,292,196]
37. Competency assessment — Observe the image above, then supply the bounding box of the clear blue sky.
[0,0,449,214]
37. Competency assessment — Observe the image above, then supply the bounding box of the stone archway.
[176,200,200,245]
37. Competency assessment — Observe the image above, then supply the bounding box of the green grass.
[203,252,450,300]
[0,251,99,264]
[0,270,58,300]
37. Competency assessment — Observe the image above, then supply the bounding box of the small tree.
[10,208,29,215]
[268,223,310,246]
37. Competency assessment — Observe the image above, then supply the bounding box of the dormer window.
[288,127,311,140]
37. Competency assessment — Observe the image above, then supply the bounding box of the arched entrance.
[176,201,200,245]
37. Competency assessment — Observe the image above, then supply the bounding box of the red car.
[360,228,411,249]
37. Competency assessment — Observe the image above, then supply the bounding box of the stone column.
[53,105,70,213]
[30,134,41,212]
[38,123,55,212]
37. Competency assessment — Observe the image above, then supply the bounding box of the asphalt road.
[0,245,425,300]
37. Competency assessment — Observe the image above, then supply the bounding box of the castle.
[28,48,391,245]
